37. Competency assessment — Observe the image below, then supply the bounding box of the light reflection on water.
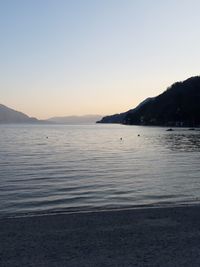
[0,124,200,217]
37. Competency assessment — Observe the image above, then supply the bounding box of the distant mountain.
[0,104,39,123]
[98,76,200,127]
[0,104,102,124]
[48,115,103,124]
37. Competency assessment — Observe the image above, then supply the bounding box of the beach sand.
[1,205,200,267]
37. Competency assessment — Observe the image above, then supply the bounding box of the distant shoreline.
[1,122,200,129]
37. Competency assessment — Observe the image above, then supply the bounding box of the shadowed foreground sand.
[1,205,200,267]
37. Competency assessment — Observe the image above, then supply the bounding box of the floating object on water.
[138,134,140,137]
[166,128,173,131]
[120,137,123,140]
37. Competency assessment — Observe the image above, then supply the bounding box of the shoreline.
[2,201,200,220]
[1,205,200,266]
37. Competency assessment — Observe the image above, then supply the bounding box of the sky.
[0,0,200,119]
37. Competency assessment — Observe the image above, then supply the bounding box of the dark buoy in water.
[138,134,140,137]
[46,136,48,139]
[120,137,122,140]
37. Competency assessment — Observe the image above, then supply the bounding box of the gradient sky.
[1,0,200,119]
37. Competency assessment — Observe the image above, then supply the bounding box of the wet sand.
[1,205,200,267]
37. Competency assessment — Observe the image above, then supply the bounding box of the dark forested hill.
[97,98,153,124]
[98,76,200,127]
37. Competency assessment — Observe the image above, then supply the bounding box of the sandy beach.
[1,205,200,267]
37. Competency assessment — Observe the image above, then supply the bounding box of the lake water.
[0,124,200,218]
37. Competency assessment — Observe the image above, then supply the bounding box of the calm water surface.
[0,124,200,217]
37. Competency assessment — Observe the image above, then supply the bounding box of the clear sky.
[0,0,200,119]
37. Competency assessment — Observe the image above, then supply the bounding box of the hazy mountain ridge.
[48,115,103,124]
[0,104,102,124]
[98,76,200,127]
[0,104,39,123]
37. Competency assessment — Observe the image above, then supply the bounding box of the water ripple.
[0,124,200,217]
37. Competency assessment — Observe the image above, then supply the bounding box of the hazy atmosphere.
[1,0,200,119]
